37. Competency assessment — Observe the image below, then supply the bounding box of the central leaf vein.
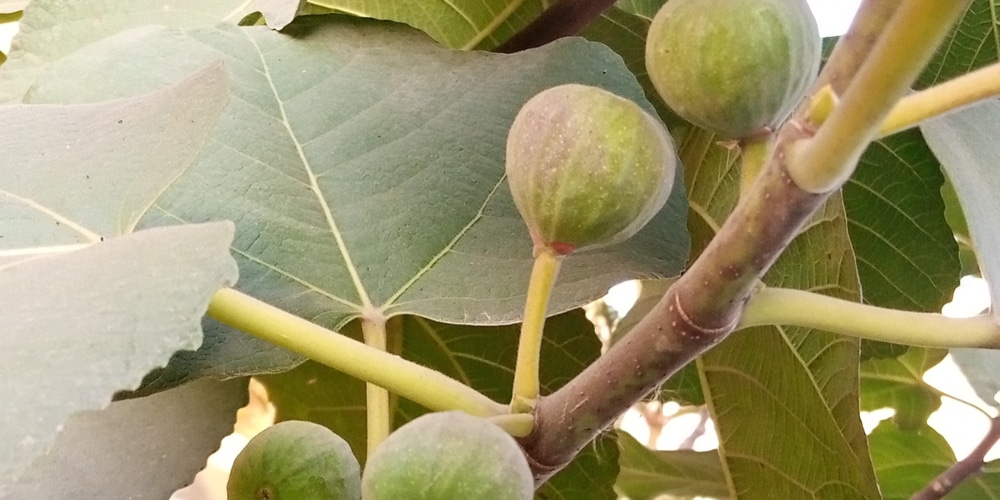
[381,173,509,309]
[246,31,373,311]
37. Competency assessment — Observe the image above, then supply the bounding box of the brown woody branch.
[912,416,1000,500]
[495,0,617,53]
[518,0,968,484]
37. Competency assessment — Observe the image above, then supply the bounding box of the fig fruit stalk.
[505,83,677,414]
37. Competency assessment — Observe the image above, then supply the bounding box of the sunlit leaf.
[0,0,256,102]
[923,100,1000,316]
[0,65,235,482]
[1,377,248,497]
[21,16,689,388]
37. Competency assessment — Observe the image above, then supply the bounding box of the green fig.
[505,83,676,255]
[645,0,821,139]
[228,420,361,500]
[361,411,533,500]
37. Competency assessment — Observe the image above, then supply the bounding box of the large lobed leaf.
[0,377,248,498]
[18,16,689,388]
[870,420,1000,498]
[614,430,729,500]
[919,0,1000,316]
[843,130,959,314]
[260,310,619,499]
[0,0,258,102]
[923,103,1000,320]
[0,64,236,482]
[681,128,879,499]
[860,348,947,430]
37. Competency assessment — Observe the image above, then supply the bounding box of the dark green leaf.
[860,347,946,430]
[614,430,729,500]
[871,420,1000,499]
[917,0,1000,88]
[614,0,663,19]
[845,130,959,313]
[682,127,879,499]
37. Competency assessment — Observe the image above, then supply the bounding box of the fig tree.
[645,0,821,139]
[228,420,361,500]
[505,83,676,255]
[361,411,533,500]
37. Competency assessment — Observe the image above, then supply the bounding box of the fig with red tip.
[505,84,677,255]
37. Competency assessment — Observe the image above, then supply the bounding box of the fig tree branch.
[207,287,508,418]
[740,287,1000,348]
[912,415,1000,500]
[787,0,970,193]
[518,0,970,484]
[879,62,1000,137]
[495,0,616,53]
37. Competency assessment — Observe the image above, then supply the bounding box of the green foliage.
[2,0,1000,498]
[228,420,361,500]
[361,411,533,500]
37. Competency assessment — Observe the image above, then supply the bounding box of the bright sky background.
[808,0,862,37]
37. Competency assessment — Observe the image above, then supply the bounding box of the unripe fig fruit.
[645,0,821,139]
[361,411,533,500]
[228,420,361,500]
[505,84,676,255]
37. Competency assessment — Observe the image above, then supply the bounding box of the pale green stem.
[740,287,1000,348]
[361,318,391,457]
[207,288,508,417]
[510,248,563,414]
[488,413,536,438]
[738,134,772,200]
[879,62,1000,137]
[787,0,970,193]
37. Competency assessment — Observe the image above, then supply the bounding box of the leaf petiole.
[740,287,1000,348]
[361,317,392,457]
[879,62,1000,137]
[207,288,509,418]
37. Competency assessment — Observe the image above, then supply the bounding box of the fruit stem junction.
[510,247,563,415]
[786,0,970,193]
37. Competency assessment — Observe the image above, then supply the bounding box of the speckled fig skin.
[505,84,676,255]
[645,0,821,139]
[361,411,533,500]
[227,420,361,500]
